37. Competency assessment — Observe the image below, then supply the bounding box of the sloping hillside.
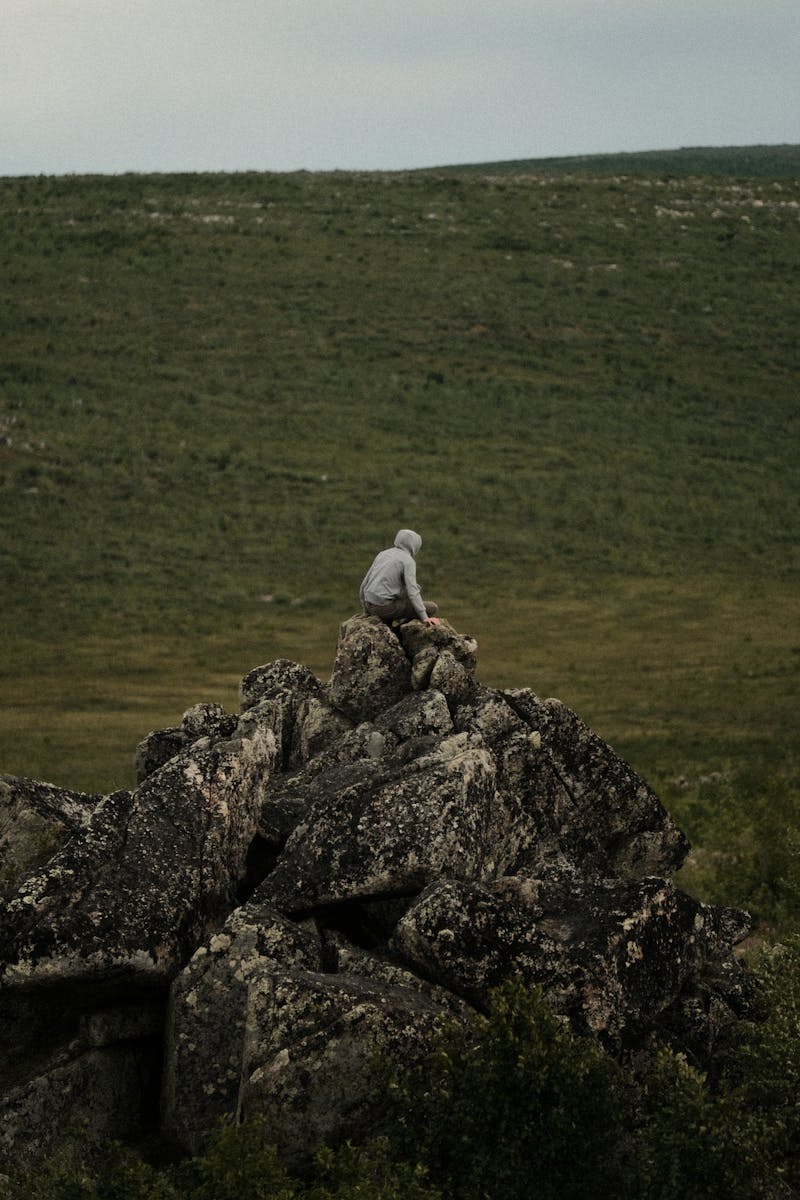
[1,152,798,794]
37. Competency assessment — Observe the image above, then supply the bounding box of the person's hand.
[425,616,441,626]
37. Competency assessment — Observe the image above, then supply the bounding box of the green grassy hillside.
[1,149,798,858]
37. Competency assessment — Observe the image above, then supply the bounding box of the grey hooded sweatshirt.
[359,529,428,622]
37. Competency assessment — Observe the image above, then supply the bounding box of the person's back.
[360,529,439,625]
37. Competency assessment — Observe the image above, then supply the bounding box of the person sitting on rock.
[360,529,440,626]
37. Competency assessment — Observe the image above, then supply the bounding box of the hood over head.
[394,529,422,558]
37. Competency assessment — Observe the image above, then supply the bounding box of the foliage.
[1,1128,439,1200]
[633,1047,770,1200]
[375,977,798,1200]
[725,936,800,1192]
[665,754,800,936]
[377,980,633,1200]
[0,1140,183,1200]
[305,1140,440,1200]
[173,1121,296,1200]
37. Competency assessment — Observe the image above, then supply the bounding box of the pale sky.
[2,0,798,176]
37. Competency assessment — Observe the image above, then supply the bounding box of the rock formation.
[0,616,752,1168]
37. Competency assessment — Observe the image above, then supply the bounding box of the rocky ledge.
[0,616,752,1168]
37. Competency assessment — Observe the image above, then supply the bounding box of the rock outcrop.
[0,775,99,901]
[0,615,751,1168]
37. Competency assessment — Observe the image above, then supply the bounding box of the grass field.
[2,146,799,926]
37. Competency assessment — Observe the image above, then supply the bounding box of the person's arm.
[402,556,429,623]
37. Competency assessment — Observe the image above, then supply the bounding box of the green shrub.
[377,979,633,1200]
[725,935,800,1192]
[173,1121,295,1200]
[306,1140,440,1200]
[634,1047,770,1200]
[375,976,797,1199]
[1,1141,182,1200]
[1,1127,437,1200]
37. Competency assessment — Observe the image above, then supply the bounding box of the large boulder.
[163,903,469,1162]
[135,701,239,783]
[240,659,350,769]
[259,733,508,914]
[236,966,464,1170]
[396,622,479,710]
[391,865,748,1043]
[454,687,689,880]
[0,775,98,901]
[0,711,278,992]
[327,616,413,722]
[162,899,323,1154]
[0,1037,161,1168]
[374,689,454,741]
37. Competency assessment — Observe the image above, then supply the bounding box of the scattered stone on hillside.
[0,612,753,1170]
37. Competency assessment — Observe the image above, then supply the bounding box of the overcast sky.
[3,0,798,177]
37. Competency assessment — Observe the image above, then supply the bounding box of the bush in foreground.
[0,1131,439,1200]
[377,979,781,1200]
